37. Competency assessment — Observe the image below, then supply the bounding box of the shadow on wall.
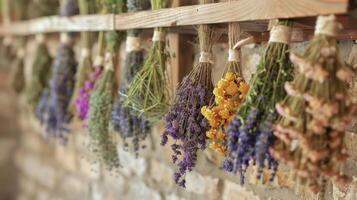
[0,66,20,200]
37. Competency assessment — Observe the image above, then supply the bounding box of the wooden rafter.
[0,0,351,36]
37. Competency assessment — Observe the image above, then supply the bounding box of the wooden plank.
[0,0,349,35]
[114,0,349,30]
[0,14,114,35]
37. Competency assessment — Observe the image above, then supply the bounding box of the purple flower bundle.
[45,42,77,140]
[162,77,212,187]
[161,21,220,187]
[35,88,51,124]
[43,0,78,141]
[112,50,151,155]
[75,66,102,120]
[224,20,294,184]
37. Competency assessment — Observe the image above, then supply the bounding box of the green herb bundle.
[111,0,151,156]
[271,15,356,193]
[124,0,169,124]
[70,0,96,114]
[87,0,126,170]
[27,0,59,110]
[0,0,15,67]
[27,34,52,109]
[9,0,28,93]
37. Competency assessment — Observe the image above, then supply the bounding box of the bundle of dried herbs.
[124,0,169,124]
[75,30,105,120]
[0,0,15,67]
[27,34,52,109]
[71,0,96,116]
[201,22,250,154]
[43,0,78,141]
[224,20,294,184]
[9,0,28,93]
[26,0,58,110]
[87,0,125,170]
[271,15,356,193]
[27,0,59,18]
[161,0,221,187]
[111,0,151,156]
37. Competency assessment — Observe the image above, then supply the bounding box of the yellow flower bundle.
[201,22,250,154]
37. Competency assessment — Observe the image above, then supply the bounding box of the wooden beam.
[114,0,349,30]
[0,0,350,35]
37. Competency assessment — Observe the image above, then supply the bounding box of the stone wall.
[3,38,357,200]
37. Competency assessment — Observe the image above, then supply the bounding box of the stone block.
[222,180,260,200]
[185,171,219,200]
[0,138,16,164]
[126,180,162,200]
[117,147,147,177]
[150,159,174,190]
[165,194,188,200]
[102,170,127,195]
[19,155,56,188]
[54,143,78,171]
[77,155,100,180]
[60,175,90,199]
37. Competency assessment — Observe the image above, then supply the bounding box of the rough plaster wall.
[1,38,356,200]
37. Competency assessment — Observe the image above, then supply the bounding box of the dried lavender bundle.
[44,0,78,141]
[124,0,169,124]
[71,0,96,116]
[224,20,294,184]
[27,35,52,109]
[271,15,356,193]
[112,0,151,156]
[161,3,221,187]
[87,0,125,170]
[201,22,251,154]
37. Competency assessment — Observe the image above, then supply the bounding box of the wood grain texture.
[0,0,349,35]
[114,0,349,30]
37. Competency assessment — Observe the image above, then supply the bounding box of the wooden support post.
[167,0,194,95]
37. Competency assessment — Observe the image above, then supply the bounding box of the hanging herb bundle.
[26,0,58,110]
[111,0,151,155]
[27,0,59,18]
[27,34,52,109]
[44,0,78,140]
[87,0,125,170]
[161,0,221,187]
[270,15,356,193]
[71,0,96,116]
[124,0,169,124]
[0,0,15,68]
[201,22,251,154]
[224,20,294,184]
[9,0,28,93]
[75,31,105,120]
[10,38,26,93]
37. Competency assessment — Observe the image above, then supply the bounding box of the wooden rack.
[0,0,355,41]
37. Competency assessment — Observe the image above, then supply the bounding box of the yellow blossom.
[226,81,240,96]
[238,82,249,94]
